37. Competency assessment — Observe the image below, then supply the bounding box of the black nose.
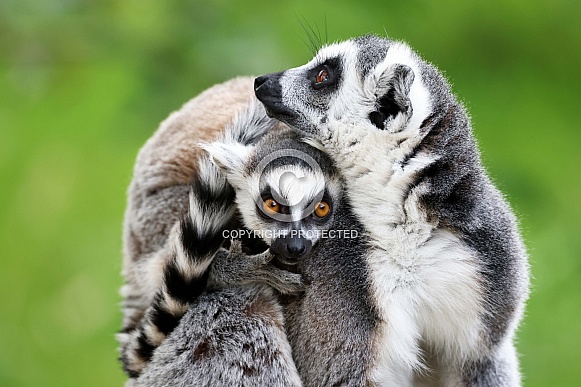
[270,234,312,261]
[254,72,291,121]
[254,74,269,92]
[286,238,306,257]
[254,72,283,100]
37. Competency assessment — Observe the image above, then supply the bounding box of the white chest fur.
[324,129,485,385]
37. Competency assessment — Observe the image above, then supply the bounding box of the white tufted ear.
[364,42,432,133]
[365,62,415,131]
[200,141,253,189]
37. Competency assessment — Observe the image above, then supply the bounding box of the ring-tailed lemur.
[119,100,305,386]
[255,34,530,386]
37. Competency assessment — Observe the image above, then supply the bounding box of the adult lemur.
[255,34,530,386]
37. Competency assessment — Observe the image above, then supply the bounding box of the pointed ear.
[368,64,415,130]
[200,141,253,187]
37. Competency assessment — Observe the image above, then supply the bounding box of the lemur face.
[203,132,342,266]
[255,35,432,140]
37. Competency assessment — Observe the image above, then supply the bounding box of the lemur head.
[254,35,440,140]
[203,129,343,267]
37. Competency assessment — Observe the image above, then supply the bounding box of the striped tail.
[119,156,235,377]
[118,99,276,377]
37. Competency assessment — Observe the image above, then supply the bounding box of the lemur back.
[136,284,301,387]
[255,34,530,386]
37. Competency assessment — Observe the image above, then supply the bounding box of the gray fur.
[255,35,530,386]
[121,77,259,333]
[354,34,390,78]
[282,193,376,386]
[136,285,301,387]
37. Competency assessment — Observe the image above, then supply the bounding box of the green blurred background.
[1,0,579,385]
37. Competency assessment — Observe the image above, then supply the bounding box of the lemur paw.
[261,264,305,294]
[210,241,305,294]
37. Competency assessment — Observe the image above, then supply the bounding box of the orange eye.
[263,198,281,214]
[314,201,331,218]
[315,68,329,84]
